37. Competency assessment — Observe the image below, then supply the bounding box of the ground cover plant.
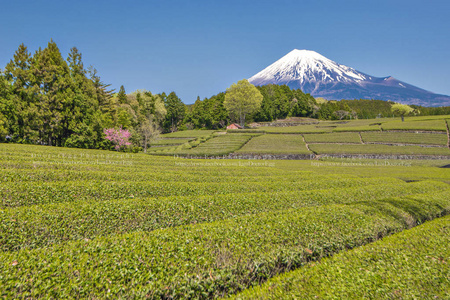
[236,134,310,154]
[232,214,450,299]
[1,142,450,298]
[150,138,194,146]
[303,132,361,144]
[261,124,333,134]
[380,119,447,131]
[361,131,448,145]
[155,133,259,157]
[308,143,450,156]
[160,130,218,138]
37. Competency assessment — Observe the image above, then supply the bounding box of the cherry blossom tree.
[103,127,131,151]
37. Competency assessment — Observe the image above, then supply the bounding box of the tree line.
[0,41,186,151]
[2,41,450,151]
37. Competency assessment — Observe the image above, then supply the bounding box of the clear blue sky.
[1,0,449,104]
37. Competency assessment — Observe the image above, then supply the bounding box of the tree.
[163,92,185,132]
[391,103,414,122]
[3,43,33,141]
[117,85,127,104]
[140,118,159,153]
[224,79,262,127]
[30,40,71,146]
[103,127,131,151]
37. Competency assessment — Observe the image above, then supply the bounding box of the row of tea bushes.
[1,180,447,251]
[1,192,448,299]
[233,214,450,299]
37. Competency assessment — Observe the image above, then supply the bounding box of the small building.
[227,123,243,130]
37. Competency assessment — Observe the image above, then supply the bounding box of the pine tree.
[163,92,185,132]
[3,43,33,141]
[118,85,127,104]
[30,40,71,146]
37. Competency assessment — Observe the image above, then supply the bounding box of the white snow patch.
[248,49,368,86]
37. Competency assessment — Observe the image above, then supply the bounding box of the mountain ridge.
[248,49,450,107]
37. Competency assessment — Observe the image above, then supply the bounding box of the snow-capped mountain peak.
[249,49,367,87]
[248,49,450,107]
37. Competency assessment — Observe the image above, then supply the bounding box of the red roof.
[227,123,243,129]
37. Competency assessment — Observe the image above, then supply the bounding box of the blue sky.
[1,0,449,104]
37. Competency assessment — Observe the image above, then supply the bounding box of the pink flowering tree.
[103,127,132,151]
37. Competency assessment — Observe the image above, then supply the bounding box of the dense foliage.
[224,79,263,127]
[185,84,318,129]
[0,41,179,150]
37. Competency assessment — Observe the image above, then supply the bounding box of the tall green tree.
[30,40,73,146]
[3,43,34,141]
[117,85,127,104]
[163,92,185,132]
[224,79,263,127]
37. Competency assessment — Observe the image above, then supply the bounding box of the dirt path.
[301,134,318,158]
[359,132,365,144]
[446,120,450,149]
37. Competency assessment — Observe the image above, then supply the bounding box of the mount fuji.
[248,49,450,107]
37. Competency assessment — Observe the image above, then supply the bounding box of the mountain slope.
[248,49,450,107]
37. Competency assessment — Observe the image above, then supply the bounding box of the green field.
[303,132,361,143]
[150,138,194,146]
[381,119,447,131]
[146,133,258,157]
[236,134,310,154]
[261,124,333,134]
[160,129,218,138]
[361,131,448,145]
[233,214,450,299]
[1,143,450,298]
[309,143,450,156]
[144,115,450,158]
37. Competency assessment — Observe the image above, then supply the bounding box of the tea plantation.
[1,140,449,298]
[150,116,450,158]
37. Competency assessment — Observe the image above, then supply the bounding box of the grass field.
[236,134,310,154]
[1,143,450,298]
[361,131,448,145]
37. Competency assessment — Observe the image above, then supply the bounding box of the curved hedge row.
[233,214,450,299]
[1,191,449,299]
[1,181,446,252]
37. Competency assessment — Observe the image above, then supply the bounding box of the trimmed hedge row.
[1,192,449,299]
[0,176,397,208]
[1,180,447,252]
[233,215,450,299]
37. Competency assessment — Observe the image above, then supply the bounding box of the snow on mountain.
[248,49,450,107]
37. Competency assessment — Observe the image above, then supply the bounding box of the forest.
[1,41,449,150]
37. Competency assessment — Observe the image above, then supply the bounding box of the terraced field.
[380,119,447,131]
[308,143,450,156]
[1,143,449,298]
[303,132,361,144]
[236,134,310,155]
[147,115,450,158]
[361,131,448,145]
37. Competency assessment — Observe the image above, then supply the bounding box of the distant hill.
[249,49,450,107]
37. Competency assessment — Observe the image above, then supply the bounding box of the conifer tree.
[163,92,185,132]
[118,85,127,104]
